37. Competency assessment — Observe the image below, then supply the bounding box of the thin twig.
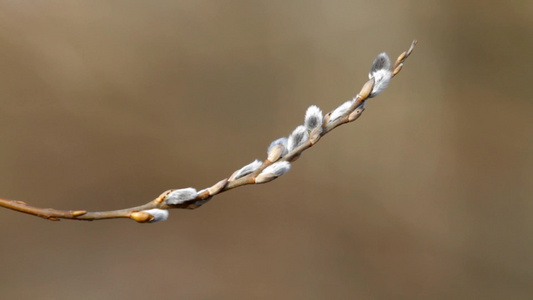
[0,40,417,223]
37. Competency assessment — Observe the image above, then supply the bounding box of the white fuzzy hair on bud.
[141,209,169,223]
[368,52,392,97]
[262,161,291,176]
[164,187,197,205]
[328,100,353,124]
[304,105,323,131]
[233,159,263,180]
[287,125,309,152]
[255,161,291,184]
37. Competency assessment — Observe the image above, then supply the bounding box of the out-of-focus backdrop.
[0,1,531,299]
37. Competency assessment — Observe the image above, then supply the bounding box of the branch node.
[154,190,172,204]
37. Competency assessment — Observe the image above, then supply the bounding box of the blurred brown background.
[0,1,531,299]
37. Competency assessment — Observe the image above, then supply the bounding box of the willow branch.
[0,40,417,223]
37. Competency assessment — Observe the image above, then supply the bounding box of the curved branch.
[0,40,417,223]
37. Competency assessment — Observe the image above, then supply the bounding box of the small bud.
[309,126,322,144]
[208,178,228,195]
[304,105,323,132]
[164,188,197,205]
[393,63,403,76]
[141,209,169,223]
[267,143,284,162]
[368,52,392,97]
[130,211,153,223]
[396,51,407,65]
[323,112,331,124]
[154,190,172,204]
[328,100,353,124]
[348,101,366,122]
[358,78,375,100]
[231,160,263,180]
[255,161,291,184]
[267,137,288,157]
[287,125,309,152]
[71,210,87,217]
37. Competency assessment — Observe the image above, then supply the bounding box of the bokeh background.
[1,1,531,299]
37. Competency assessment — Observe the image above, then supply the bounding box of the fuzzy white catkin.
[164,188,197,205]
[304,105,323,131]
[328,100,353,123]
[287,126,309,152]
[262,161,291,176]
[255,161,291,183]
[141,209,169,223]
[368,52,392,97]
[233,160,263,179]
